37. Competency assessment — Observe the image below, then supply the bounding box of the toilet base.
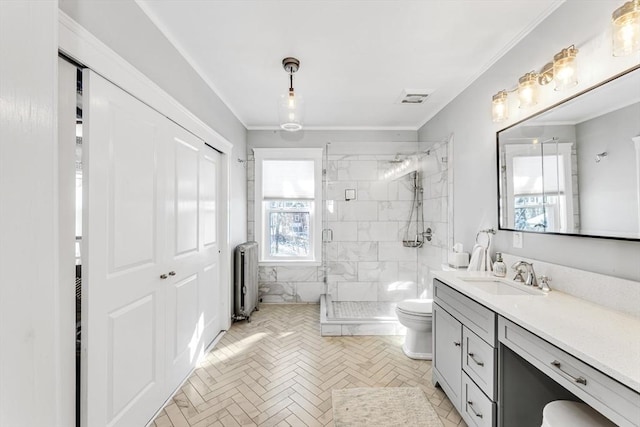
[402,343,432,360]
[401,328,433,360]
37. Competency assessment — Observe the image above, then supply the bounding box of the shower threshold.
[319,294,406,336]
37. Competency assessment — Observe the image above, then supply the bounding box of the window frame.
[253,148,323,265]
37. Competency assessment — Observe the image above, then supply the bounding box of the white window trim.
[254,148,323,265]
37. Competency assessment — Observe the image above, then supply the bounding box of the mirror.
[497,66,640,241]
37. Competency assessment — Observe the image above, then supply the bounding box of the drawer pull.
[550,360,587,385]
[467,401,483,418]
[160,274,168,279]
[468,352,484,367]
[454,341,461,347]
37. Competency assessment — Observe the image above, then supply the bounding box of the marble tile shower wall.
[246,147,449,303]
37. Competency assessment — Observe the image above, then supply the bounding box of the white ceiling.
[136,0,563,131]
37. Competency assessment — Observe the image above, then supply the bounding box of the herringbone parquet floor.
[151,304,466,427]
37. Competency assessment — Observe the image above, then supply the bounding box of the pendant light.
[612,0,640,56]
[278,57,304,132]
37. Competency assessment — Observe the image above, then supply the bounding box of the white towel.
[467,244,493,272]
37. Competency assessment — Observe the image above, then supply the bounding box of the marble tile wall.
[247,142,450,304]
[417,141,451,299]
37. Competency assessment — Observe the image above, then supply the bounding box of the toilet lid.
[542,401,616,427]
[396,299,433,315]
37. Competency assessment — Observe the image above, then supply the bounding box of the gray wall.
[60,0,248,265]
[418,0,640,281]
[576,103,640,236]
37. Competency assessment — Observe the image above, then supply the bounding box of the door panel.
[174,275,199,357]
[434,304,463,409]
[108,108,158,272]
[201,153,217,246]
[174,137,200,256]
[201,262,219,344]
[200,146,221,338]
[108,295,156,419]
[165,122,214,387]
[82,70,166,427]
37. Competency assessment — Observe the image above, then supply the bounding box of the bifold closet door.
[164,124,221,387]
[82,70,223,427]
[82,70,168,427]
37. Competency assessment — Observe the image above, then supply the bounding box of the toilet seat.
[396,299,432,315]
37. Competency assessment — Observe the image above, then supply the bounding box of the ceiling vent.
[396,89,430,104]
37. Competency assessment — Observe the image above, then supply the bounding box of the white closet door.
[165,128,221,387]
[199,145,222,344]
[164,122,210,387]
[82,70,167,427]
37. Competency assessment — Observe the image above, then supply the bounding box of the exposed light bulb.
[518,72,538,108]
[491,90,509,122]
[553,46,578,91]
[612,0,640,56]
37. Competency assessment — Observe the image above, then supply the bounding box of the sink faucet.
[511,261,538,287]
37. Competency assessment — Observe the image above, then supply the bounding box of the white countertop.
[432,270,640,393]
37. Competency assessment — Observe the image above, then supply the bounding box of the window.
[254,148,322,263]
[504,142,575,233]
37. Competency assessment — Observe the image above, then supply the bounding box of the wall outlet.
[513,232,523,249]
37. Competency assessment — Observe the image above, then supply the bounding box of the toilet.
[541,401,616,427]
[395,299,433,360]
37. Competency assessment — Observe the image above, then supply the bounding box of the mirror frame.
[496,64,640,242]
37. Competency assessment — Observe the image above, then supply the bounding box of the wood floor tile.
[151,304,466,426]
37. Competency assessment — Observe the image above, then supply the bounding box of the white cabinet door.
[82,70,167,427]
[434,303,463,411]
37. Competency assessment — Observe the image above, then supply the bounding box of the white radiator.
[233,241,259,322]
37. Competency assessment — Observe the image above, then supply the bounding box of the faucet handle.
[512,261,528,282]
[538,275,552,292]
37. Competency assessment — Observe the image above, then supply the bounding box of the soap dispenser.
[493,252,507,277]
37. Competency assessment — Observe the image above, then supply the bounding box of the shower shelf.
[402,240,424,248]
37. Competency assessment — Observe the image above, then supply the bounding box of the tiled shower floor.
[320,294,405,336]
[331,301,397,320]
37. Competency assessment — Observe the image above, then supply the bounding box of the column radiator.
[233,241,259,322]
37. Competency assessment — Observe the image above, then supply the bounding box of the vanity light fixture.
[491,90,509,122]
[612,0,640,56]
[518,72,539,108]
[552,45,579,90]
[490,45,579,122]
[278,57,304,132]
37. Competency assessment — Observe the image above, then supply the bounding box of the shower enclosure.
[320,140,450,335]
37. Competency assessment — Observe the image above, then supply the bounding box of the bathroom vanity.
[432,270,640,427]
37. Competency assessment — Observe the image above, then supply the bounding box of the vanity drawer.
[463,326,496,400]
[498,316,640,427]
[462,372,496,427]
[434,279,496,345]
